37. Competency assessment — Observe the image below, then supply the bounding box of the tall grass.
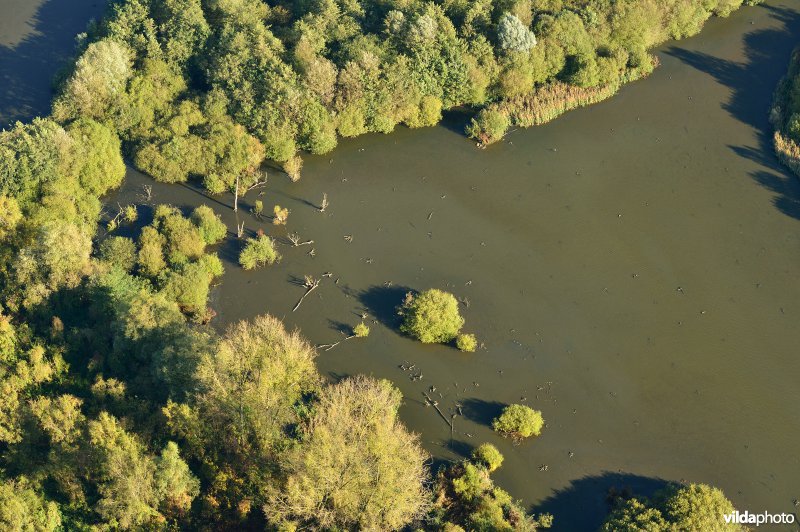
[469,58,658,145]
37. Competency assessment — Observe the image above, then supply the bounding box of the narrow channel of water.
[5,0,800,528]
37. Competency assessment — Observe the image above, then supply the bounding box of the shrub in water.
[472,443,504,472]
[492,404,544,439]
[399,288,464,344]
[456,333,477,352]
[239,235,279,270]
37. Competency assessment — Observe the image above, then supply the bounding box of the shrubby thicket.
[48,0,762,189]
[771,47,800,175]
[601,483,743,532]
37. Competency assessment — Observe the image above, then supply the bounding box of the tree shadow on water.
[326,319,353,335]
[356,284,412,330]
[664,4,800,220]
[752,169,800,219]
[0,0,110,126]
[534,472,671,531]
[664,5,800,133]
[459,398,505,427]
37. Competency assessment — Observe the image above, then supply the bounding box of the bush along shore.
[44,0,763,188]
[771,47,800,176]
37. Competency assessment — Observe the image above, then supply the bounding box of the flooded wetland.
[4,0,800,528]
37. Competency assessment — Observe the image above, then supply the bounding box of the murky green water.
[0,0,109,125]
[6,0,800,528]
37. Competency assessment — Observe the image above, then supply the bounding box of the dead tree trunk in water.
[423,392,452,429]
[293,276,320,312]
[234,175,240,213]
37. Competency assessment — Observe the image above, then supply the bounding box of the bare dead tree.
[140,184,153,202]
[293,275,320,312]
[234,175,240,213]
[234,171,269,213]
[236,221,245,238]
[319,193,329,212]
[106,203,137,231]
[317,341,340,351]
[287,232,314,247]
[244,171,269,193]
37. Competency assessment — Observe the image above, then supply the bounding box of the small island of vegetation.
[493,403,545,439]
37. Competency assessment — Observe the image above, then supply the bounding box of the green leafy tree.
[399,288,465,343]
[492,404,544,439]
[53,39,134,122]
[66,118,126,196]
[0,316,62,444]
[472,443,504,472]
[0,118,66,206]
[497,13,537,53]
[353,322,370,338]
[192,315,320,456]
[100,236,138,272]
[191,205,227,245]
[602,483,742,532]
[239,235,279,270]
[601,497,669,531]
[88,412,160,528]
[466,108,510,144]
[267,376,429,530]
[661,484,739,531]
[433,453,551,530]
[457,333,478,352]
[154,441,200,516]
[0,196,21,241]
[13,222,93,309]
[0,477,61,531]
[137,226,167,277]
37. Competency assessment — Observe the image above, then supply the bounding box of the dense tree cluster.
[772,47,800,176]
[601,483,743,531]
[430,445,553,530]
[47,0,760,190]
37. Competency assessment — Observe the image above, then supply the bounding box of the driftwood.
[423,392,452,429]
[288,233,314,247]
[293,276,320,312]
